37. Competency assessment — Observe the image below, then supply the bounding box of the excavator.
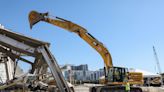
[28,11,143,92]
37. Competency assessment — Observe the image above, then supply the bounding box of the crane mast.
[153,46,162,74]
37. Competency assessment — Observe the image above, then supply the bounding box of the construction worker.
[125,82,130,92]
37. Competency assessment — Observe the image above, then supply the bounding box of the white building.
[0,63,7,83]
[0,52,23,83]
[90,69,104,81]
[61,64,104,83]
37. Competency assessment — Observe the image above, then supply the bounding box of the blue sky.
[0,0,163,73]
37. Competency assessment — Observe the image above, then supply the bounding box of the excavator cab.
[107,67,128,84]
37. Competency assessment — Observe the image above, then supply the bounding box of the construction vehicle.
[28,11,143,92]
[151,46,163,86]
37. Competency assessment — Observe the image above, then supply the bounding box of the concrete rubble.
[0,26,71,92]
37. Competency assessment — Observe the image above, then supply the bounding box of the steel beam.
[0,34,35,56]
[38,45,71,92]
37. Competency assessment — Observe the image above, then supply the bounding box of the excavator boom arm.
[29,11,113,70]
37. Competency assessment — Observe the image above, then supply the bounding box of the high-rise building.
[90,69,104,81]
[71,64,88,71]
[61,64,104,83]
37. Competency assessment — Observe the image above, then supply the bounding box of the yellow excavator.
[28,11,143,92]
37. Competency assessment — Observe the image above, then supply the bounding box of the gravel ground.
[74,85,164,92]
[141,87,164,92]
[74,85,89,92]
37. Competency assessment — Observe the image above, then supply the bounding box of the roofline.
[0,28,50,47]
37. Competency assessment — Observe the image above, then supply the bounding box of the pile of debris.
[0,26,73,92]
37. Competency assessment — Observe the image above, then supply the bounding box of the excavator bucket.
[28,11,48,29]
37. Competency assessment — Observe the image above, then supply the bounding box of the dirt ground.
[74,85,164,92]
